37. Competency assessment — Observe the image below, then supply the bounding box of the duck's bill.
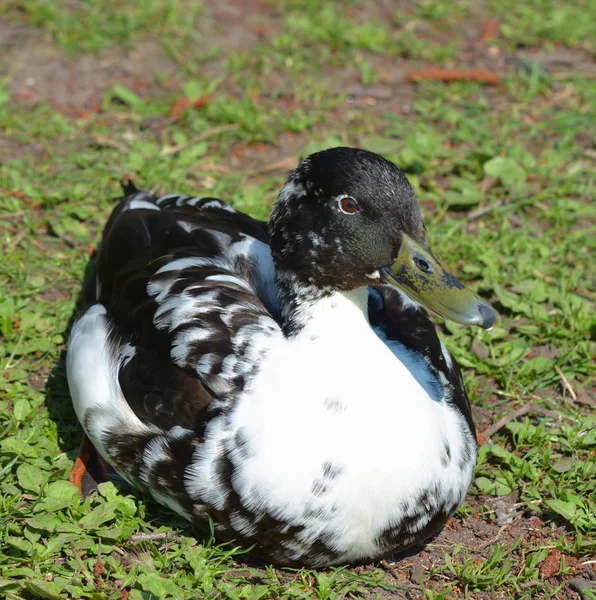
[380,234,497,330]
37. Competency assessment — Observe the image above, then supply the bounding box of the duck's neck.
[276,270,370,338]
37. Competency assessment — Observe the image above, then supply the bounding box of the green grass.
[1,0,595,598]
[2,0,203,54]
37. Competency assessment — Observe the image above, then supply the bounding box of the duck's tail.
[120,178,142,197]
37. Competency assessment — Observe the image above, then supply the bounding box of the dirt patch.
[364,501,595,599]
[1,19,181,114]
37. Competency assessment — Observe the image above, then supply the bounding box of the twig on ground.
[128,532,172,544]
[554,365,578,403]
[4,229,27,252]
[467,199,504,220]
[532,269,556,284]
[92,134,130,153]
[480,19,500,42]
[533,269,596,301]
[381,560,418,587]
[474,524,510,551]
[160,124,239,156]
[344,85,394,100]
[572,287,596,301]
[256,157,297,174]
[0,211,26,221]
[407,69,501,84]
[381,560,402,581]
[483,404,560,439]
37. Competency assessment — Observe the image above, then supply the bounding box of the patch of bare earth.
[0,19,182,116]
[362,500,595,599]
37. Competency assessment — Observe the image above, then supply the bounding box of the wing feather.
[95,189,280,430]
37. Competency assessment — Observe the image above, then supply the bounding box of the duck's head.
[269,147,496,329]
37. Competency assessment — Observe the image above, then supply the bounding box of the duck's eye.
[414,256,431,273]
[338,196,359,215]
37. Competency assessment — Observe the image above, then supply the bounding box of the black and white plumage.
[67,147,495,567]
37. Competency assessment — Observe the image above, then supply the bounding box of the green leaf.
[16,463,45,492]
[49,216,89,242]
[1,567,35,579]
[546,498,576,522]
[25,579,63,600]
[487,444,517,462]
[444,189,482,207]
[475,475,513,496]
[0,86,9,106]
[2,437,37,457]
[38,481,80,512]
[475,477,494,494]
[519,356,553,377]
[111,83,143,107]
[117,496,137,517]
[79,501,119,529]
[6,536,31,553]
[184,80,205,101]
[445,177,483,207]
[27,514,60,532]
[136,573,184,598]
[551,457,574,473]
[13,397,31,421]
[45,480,79,501]
[97,481,120,500]
[178,141,208,165]
[483,156,526,190]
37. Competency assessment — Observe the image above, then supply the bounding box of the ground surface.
[0,1,594,599]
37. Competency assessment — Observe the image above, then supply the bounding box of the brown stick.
[160,124,239,156]
[467,199,504,221]
[4,229,27,252]
[572,287,596,301]
[483,404,560,439]
[92,134,130,153]
[407,69,501,84]
[480,20,500,42]
[381,560,402,581]
[256,156,297,174]
[128,532,171,543]
[533,269,596,301]
[554,366,578,403]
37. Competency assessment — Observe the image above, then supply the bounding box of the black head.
[269,147,497,330]
[268,147,426,290]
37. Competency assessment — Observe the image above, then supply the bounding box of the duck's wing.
[367,286,475,438]
[68,187,285,507]
[90,187,282,432]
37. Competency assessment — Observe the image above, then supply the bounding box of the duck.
[66,146,496,568]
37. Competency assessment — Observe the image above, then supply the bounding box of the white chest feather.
[186,288,476,562]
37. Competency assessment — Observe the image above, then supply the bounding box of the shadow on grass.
[44,248,98,464]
